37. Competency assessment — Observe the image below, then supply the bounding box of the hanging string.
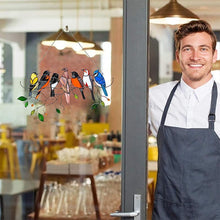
[38,31,63,68]
[90,0,94,41]
[38,0,64,70]
[76,0,79,32]
[70,0,99,70]
[60,0,63,29]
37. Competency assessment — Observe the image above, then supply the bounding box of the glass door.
[5,0,149,219]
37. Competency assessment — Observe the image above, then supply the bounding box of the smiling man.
[149,20,220,219]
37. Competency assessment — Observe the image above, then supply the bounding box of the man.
[149,20,220,219]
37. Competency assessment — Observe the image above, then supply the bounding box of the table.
[34,173,100,220]
[0,179,39,220]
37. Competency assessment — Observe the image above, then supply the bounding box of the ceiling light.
[41,28,78,50]
[77,43,103,57]
[150,0,199,25]
[72,32,95,49]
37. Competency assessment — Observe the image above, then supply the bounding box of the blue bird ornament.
[93,69,108,96]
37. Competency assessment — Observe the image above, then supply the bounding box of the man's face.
[176,32,217,88]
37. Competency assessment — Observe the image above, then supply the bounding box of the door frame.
[121,0,149,219]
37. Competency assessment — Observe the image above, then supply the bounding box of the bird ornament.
[82,69,95,101]
[29,72,38,96]
[60,68,71,104]
[50,73,59,97]
[35,70,50,99]
[71,71,85,99]
[93,69,108,96]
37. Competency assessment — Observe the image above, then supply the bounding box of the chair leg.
[13,147,21,179]
[30,153,38,175]
[30,152,42,175]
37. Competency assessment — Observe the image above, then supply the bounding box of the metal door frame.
[121,0,149,219]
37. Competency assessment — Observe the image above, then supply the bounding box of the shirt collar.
[179,77,214,102]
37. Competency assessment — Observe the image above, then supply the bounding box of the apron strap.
[160,81,180,126]
[208,81,218,129]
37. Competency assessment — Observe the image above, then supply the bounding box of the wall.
[108,18,160,132]
[150,24,173,83]
[0,33,26,127]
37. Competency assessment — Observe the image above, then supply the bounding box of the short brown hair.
[175,20,217,53]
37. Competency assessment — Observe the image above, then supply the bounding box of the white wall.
[0,33,27,126]
[150,24,173,83]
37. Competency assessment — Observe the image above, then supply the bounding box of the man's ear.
[213,49,218,64]
[176,50,179,63]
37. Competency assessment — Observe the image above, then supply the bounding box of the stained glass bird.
[71,71,85,99]
[82,69,95,101]
[35,70,50,99]
[93,69,108,96]
[60,68,70,104]
[29,72,38,96]
[50,73,59,97]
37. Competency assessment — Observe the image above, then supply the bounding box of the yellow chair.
[148,146,158,160]
[47,144,63,160]
[29,136,66,174]
[81,123,109,135]
[30,151,43,175]
[0,141,21,179]
[148,146,158,187]
[65,131,79,148]
[0,148,10,178]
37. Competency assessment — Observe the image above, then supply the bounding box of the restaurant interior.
[0,0,220,219]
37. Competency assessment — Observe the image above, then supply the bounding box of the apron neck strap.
[160,81,180,126]
[208,81,218,129]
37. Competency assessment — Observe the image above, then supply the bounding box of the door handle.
[110,210,139,217]
[110,194,141,219]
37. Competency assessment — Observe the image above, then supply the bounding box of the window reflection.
[0,42,12,103]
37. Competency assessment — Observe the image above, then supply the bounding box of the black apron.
[152,81,220,220]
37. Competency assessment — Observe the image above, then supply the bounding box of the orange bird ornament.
[71,71,85,99]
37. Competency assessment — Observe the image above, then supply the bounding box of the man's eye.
[183,48,190,52]
[201,47,208,51]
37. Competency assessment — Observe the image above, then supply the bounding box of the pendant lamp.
[72,32,94,49]
[77,43,103,57]
[150,0,199,25]
[41,28,78,50]
[41,0,77,50]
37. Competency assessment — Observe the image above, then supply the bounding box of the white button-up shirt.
[149,77,220,138]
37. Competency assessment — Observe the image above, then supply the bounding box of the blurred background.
[0,0,219,219]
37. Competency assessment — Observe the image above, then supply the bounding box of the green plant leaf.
[56,108,61,114]
[38,113,44,121]
[25,101,28,108]
[17,96,27,101]
[91,103,98,110]
[74,94,78,99]
[31,110,35,115]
